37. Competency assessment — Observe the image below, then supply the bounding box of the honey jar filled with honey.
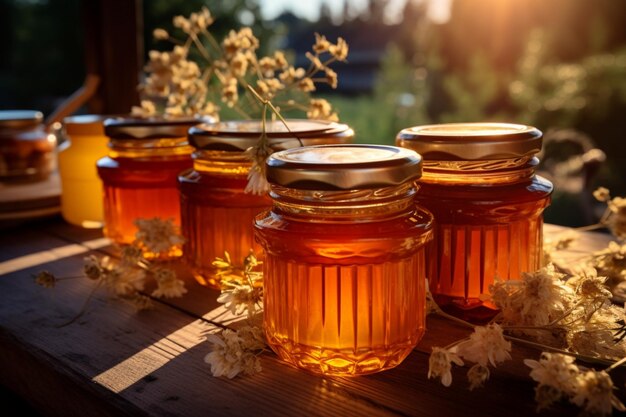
[0,110,54,183]
[97,116,205,258]
[179,120,353,288]
[396,123,553,322]
[254,144,433,376]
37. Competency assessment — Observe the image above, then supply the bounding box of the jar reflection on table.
[179,119,354,288]
[0,110,55,183]
[396,123,553,323]
[254,144,433,376]
[58,115,110,228]
[97,116,206,259]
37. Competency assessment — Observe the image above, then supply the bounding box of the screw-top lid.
[188,119,354,151]
[104,116,211,139]
[0,110,43,129]
[396,123,542,161]
[266,144,422,190]
[63,115,108,136]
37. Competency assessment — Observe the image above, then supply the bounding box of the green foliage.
[329,43,429,145]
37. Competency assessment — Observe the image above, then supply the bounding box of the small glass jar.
[0,110,55,183]
[396,123,553,322]
[58,115,110,228]
[180,119,354,288]
[97,116,205,258]
[254,144,434,376]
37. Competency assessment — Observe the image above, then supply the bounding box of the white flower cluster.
[525,352,625,415]
[204,326,265,378]
[428,323,511,390]
[133,217,186,258]
[135,7,347,123]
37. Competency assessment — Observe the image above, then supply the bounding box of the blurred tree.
[0,0,84,113]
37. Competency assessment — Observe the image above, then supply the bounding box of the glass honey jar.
[59,115,109,228]
[97,116,206,258]
[180,119,354,288]
[0,110,55,183]
[254,144,434,376]
[396,123,553,322]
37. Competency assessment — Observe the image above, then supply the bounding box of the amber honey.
[180,120,353,288]
[254,145,433,376]
[97,117,205,258]
[397,123,553,322]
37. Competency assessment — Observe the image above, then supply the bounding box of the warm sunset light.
[0,1,625,415]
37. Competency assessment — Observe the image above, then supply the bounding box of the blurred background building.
[1,0,625,226]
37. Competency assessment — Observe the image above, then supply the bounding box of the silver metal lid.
[266,144,422,190]
[188,119,354,151]
[104,116,211,139]
[0,110,43,129]
[396,122,542,160]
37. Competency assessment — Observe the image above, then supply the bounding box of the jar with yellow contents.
[58,115,109,228]
[179,119,354,288]
[254,144,433,376]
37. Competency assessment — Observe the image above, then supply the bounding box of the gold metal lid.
[266,144,422,190]
[396,123,542,160]
[188,119,354,151]
[63,115,108,136]
[0,110,43,129]
[104,116,211,139]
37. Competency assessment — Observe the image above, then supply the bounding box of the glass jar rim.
[104,115,211,140]
[396,122,542,161]
[64,114,109,136]
[0,110,43,129]
[266,144,422,190]
[188,119,354,151]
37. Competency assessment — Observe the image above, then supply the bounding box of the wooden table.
[0,217,622,417]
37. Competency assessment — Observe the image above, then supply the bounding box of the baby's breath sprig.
[135,7,348,123]
[34,218,188,324]
[427,260,626,415]
[205,251,266,379]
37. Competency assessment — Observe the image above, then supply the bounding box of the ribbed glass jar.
[97,116,205,258]
[0,110,54,183]
[179,120,353,288]
[254,145,433,376]
[59,115,109,228]
[396,123,553,322]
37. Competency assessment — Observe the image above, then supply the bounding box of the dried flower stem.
[56,279,103,328]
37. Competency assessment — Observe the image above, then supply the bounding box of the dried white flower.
[151,268,187,298]
[594,187,611,202]
[571,370,625,416]
[427,346,464,387]
[83,255,103,280]
[153,28,169,40]
[34,270,56,288]
[607,196,626,240]
[101,263,146,296]
[204,326,264,379]
[456,323,511,367]
[467,364,490,390]
[133,217,185,255]
[524,352,579,398]
[217,282,263,319]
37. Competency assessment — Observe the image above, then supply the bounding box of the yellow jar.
[97,117,205,258]
[180,120,354,288]
[254,144,433,376]
[58,115,109,228]
[396,123,553,322]
[0,110,54,183]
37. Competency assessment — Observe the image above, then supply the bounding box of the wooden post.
[82,0,143,114]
